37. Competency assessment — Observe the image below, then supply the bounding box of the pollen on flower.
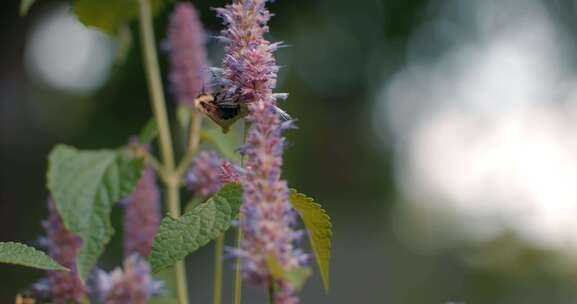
[168,2,210,106]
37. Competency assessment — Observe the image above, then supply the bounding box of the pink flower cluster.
[216,0,307,302]
[123,163,160,258]
[168,2,209,105]
[92,140,162,303]
[95,254,163,304]
[187,151,242,197]
[43,199,85,303]
[186,151,224,198]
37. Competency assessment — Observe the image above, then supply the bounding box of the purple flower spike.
[44,199,86,303]
[95,254,163,304]
[218,0,280,105]
[217,0,307,302]
[123,161,161,258]
[169,2,210,105]
[186,151,224,198]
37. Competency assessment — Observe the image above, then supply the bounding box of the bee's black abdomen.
[218,104,241,119]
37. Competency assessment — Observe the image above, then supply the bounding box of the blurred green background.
[5,0,577,303]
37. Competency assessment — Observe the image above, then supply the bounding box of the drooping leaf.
[72,0,165,35]
[0,242,68,271]
[289,190,332,292]
[47,145,144,280]
[20,0,35,16]
[150,184,242,272]
[139,118,158,145]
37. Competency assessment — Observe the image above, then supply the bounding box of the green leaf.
[184,197,207,213]
[266,255,311,291]
[149,267,178,304]
[0,242,68,271]
[289,190,332,293]
[20,0,35,16]
[114,25,133,63]
[139,118,158,145]
[200,125,242,162]
[177,105,192,131]
[47,145,144,280]
[285,266,313,291]
[150,184,243,272]
[73,0,165,35]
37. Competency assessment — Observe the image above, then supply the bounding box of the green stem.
[177,111,203,176]
[233,120,250,304]
[213,234,225,304]
[137,0,174,171]
[268,279,275,304]
[137,0,189,303]
[233,225,242,304]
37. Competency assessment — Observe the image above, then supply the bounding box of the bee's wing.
[206,67,229,88]
[275,106,292,121]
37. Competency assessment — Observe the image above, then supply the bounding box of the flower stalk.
[137,0,188,303]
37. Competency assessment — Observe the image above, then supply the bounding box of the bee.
[193,68,291,132]
[15,294,37,304]
[193,89,248,133]
[194,87,291,133]
[15,289,51,304]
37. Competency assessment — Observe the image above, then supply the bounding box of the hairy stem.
[137,0,189,303]
[233,120,250,304]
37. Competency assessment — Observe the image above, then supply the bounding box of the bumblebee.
[194,85,292,134]
[193,91,247,133]
[15,289,52,304]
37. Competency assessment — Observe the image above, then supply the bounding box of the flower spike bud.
[123,140,161,259]
[168,3,210,106]
[43,199,86,303]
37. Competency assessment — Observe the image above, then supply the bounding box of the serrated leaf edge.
[150,184,242,272]
[289,189,332,293]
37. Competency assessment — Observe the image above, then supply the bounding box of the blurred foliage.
[73,0,165,34]
[5,0,577,303]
